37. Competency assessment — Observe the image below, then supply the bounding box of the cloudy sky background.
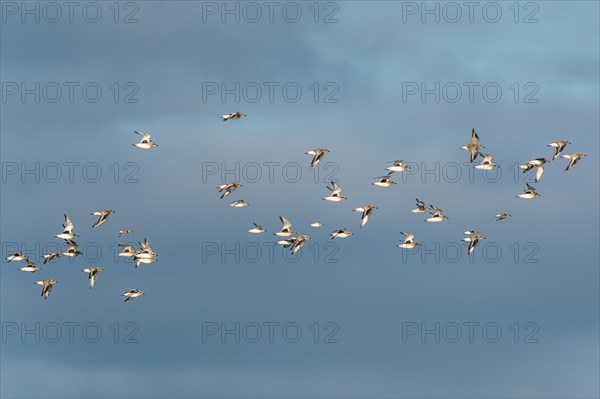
[1,1,599,397]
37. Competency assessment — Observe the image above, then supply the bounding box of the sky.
[1,1,599,398]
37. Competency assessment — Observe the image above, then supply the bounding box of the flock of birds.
[4,117,587,300]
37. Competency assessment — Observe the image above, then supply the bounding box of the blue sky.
[1,1,599,397]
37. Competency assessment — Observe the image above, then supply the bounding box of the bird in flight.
[91,209,115,228]
[132,131,158,149]
[547,140,570,160]
[516,183,541,199]
[398,232,420,249]
[305,148,330,168]
[519,158,549,182]
[323,181,347,202]
[35,279,57,300]
[561,152,586,171]
[353,205,378,228]
[122,288,145,302]
[221,112,246,121]
[460,128,484,162]
[81,267,104,289]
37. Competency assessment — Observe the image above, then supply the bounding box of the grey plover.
[561,152,586,171]
[118,244,135,257]
[411,199,427,213]
[309,221,324,228]
[6,252,27,262]
[55,213,77,240]
[61,239,81,258]
[81,267,103,289]
[398,232,420,249]
[122,288,144,302]
[43,252,62,264]
[248,223,266,234]
[217,182,242,199]
[547,140,570,160]
[19,260,40,273]
[290,235,311,254]
[385,160,409,173]
[460,128,484,162]
[474,152,498,170]
[353,205,378,228]
[330,228,353,239]
[230,200,249,208]
[274,216,296,237]
[91,209,115,228]
[519,158,548,182]
[463,232,485,255]
[35,279,57,300]
[516,183,540,199]
[495,213,511,221]
[425,205,448,222]
[119,229,133,237]
[305,148,330,168]
[132,131,158,149]
[323,181,347,202]
[221,112,246,121]
[371,173,396,187]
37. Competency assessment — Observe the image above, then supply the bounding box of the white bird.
[274,216,296,237]
[248,223,266,234]
[305,148,330,168]
[398,232,420,249]
[371,173,396,187]
[221,112,246,121]
[463,232,485,255]
[411,198,427,213]
[547,140,570,160]
[290,235,311,254]
[61,239,81,257]
[55,213,77,240]
[6,252,27,262]
[118,244,135,257]
[330,228,353,239]
[460,128,484,162]
[122,288,145,302]
[217,182,242,199]
[496,213,511,221]
[561,152,586,171]
[119,229,133,237]
[425,205,448,222]
[81,267,103,289]
[35,279,57,300]
[385,160,409,173]
[519,158,548,182]
[323,181,347,202]
[43,252,62,264]
[516,183,540,199]
[230,200,249,208]
[90,209,115,228]
[19,260,40,273]
[309,221,324,228]
[132,131,158,149]
[353,205,378,228]
[474,152,498,170]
